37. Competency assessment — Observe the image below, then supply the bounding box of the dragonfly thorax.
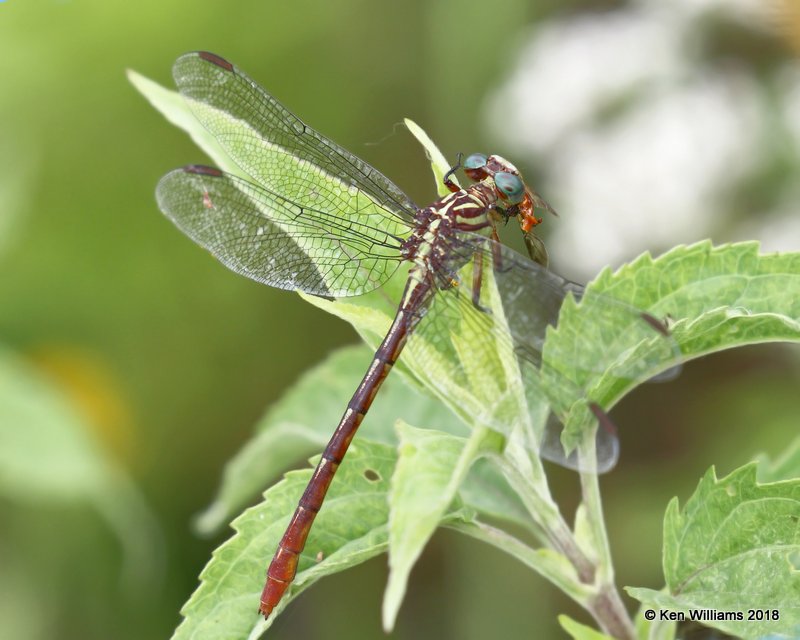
[400,179,501,264]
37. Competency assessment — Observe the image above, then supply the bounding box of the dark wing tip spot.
[183,164,223,177]
[640,312,671,337]
[197,51,234,72]
[588,403,618,437]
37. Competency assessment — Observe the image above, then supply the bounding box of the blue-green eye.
[495,172,525,204]
[464,153,488,170]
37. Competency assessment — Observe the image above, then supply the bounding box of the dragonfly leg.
[489,225,509,274]
[443,152,463,193]
[470,252,493,314]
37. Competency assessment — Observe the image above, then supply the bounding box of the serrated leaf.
[547,242,800,447]
[195,344,465,534]
[173,440,397,640]
[383,423,492,631]
[629,464,800,639]
[558,614,616,640]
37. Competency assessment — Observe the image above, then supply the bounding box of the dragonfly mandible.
[155,51,676,619]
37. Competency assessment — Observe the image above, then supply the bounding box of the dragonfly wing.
[156,165,403,297]
[523,231,549,267]
[482,243,680,388]
[528,186,558,218]
[538,405,620,473]
[403,234,679,472]
[486,239,680,471]
[171,52,417,240]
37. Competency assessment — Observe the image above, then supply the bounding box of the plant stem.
[588,583,637,640]
[448,520,593,601]
[494,447,595,582]
[490,436,637,638]
[580,464,614,575]
[577,436,635,638]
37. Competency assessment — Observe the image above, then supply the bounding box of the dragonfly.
[155,51,677,619]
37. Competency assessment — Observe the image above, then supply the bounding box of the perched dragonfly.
[155,52,676,618]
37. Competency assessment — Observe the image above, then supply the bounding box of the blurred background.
[1,1,799,639]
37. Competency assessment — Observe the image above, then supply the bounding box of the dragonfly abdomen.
[260,276,433,618]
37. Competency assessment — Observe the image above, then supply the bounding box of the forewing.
[156,165,403,297]
[171,52,416,243]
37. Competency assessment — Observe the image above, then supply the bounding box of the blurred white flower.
[488,2,800,277]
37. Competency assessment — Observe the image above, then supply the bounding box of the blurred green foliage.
[0,1,798,639]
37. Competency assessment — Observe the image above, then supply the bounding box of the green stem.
[447,520,593,602]
[577,436,635,639]
[588,584,637,640]
[453,521,635,640]
[580,461,614,581]
[493,445,595,583]
[491,434,635,639]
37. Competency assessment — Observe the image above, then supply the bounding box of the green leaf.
[0,348,160,590]
[128,68,241,177]
[756,435,800,483]
[458,456,530,528]
[173,441,394,640]
[307,242,800,472]
[195,344,469,534]
[628,464,800,639]
[547,242,800,449]
[451,519,589,603]
[0,349,112,501]
[632,600,676,640]
[383,423,495,631]
[404,118,457,196]
[558,614,616,640]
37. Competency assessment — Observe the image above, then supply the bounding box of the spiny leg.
[443,152,464,194]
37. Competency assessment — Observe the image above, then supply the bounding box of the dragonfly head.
[462,153,523,183]
[464,153,548,234]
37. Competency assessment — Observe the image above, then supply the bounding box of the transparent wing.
[523,230,549,268]
[171,52,417,241]
[156,165,404,297]
[401,235,680,473]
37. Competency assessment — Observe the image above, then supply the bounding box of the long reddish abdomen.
[259,278,429,618]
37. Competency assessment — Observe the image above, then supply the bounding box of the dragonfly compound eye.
[463,153,489,182]
[464,153,488,170]
[494,172,525,205]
